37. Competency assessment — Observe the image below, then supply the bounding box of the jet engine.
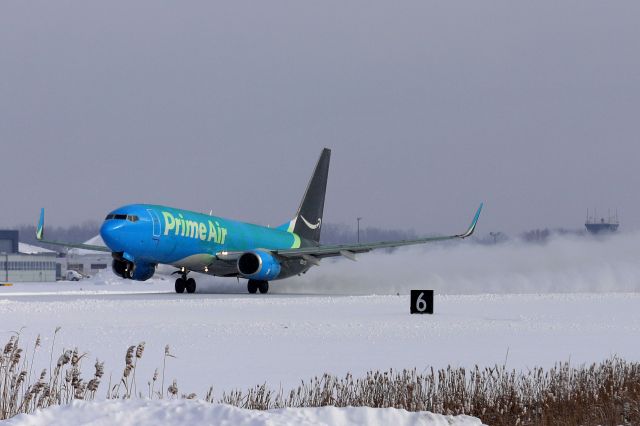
[112,259,156,281]
[237,250,281,281]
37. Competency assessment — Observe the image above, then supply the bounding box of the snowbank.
[6,400,485,426]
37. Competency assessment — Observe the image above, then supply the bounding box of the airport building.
[0,230,58,282]
[0,230,18,254]
[65,252,111,276]
[65,235,111,276]
[1,230,115,282]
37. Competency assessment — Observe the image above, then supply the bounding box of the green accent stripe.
[291,233,301,249]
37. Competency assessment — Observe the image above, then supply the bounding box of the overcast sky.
[1,1,639,234]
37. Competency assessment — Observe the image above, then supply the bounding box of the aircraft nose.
[100,220,127,252]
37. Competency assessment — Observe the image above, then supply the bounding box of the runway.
[1,277,639,397]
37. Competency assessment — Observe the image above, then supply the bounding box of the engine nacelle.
[131,262,156,281]
[112,259,156,281]
[237,250,281,281]
[112,258,131,279]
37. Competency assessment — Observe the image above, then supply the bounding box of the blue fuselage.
[100,204,311,279]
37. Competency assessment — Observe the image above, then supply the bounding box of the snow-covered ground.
[1,278,639,395]
[2,233,639,424]
[7,400,485,426]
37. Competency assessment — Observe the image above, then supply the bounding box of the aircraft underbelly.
[206,260,240,277]
[167,253,313,279]
[169,253,216,271]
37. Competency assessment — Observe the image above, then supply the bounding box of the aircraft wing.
[35,208,112,253]
[217,203,483,263]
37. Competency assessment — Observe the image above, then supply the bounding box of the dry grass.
[0,331,103,419]
[217,361,640,425]
[1,332,639,425]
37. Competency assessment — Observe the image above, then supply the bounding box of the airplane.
[36,148,483,294]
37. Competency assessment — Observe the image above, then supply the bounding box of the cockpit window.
[105,214,129,221]
[105,214,139,222]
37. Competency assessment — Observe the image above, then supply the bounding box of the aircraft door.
[148,209,161,240]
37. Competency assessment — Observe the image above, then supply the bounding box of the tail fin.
[36,208,45,240]
[282,148,331,243]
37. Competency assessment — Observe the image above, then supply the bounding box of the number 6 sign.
[410,290,434,314]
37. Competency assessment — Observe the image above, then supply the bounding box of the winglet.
[458,203,483,239]
[36,208,45,240]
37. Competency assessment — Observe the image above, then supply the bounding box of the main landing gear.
[247,280,269,294]
[175,272,196,294]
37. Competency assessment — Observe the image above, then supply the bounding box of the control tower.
[585,209,619,234]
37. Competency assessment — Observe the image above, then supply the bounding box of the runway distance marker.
[410,290,433,314]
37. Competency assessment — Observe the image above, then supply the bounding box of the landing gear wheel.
[175,278,186,293]
[247,280,258,294]
[186,278,196,294]
[258,281,269,294]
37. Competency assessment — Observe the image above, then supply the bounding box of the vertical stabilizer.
[284,148,331,243]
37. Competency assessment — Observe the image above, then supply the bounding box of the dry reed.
[1,332,638,425]
[219,360,640,425]
[0,331,103,419]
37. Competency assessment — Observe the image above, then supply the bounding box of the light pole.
[357,217,363,244]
